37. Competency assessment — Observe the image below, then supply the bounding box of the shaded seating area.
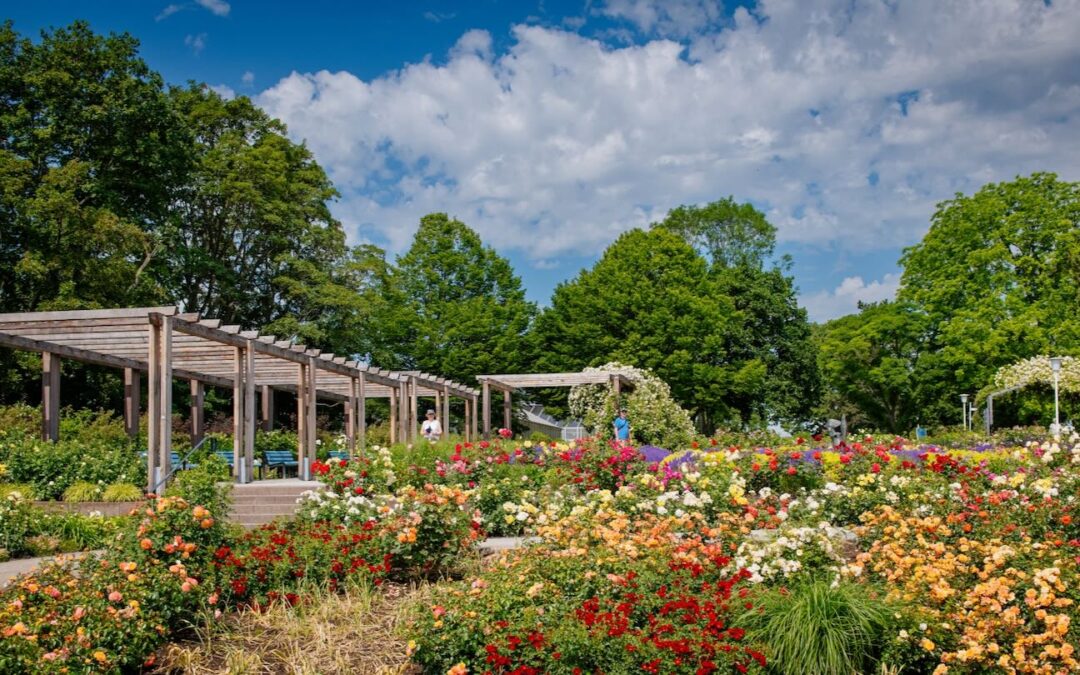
[0,307,479,492]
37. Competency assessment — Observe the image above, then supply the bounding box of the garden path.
[0,551,97,589]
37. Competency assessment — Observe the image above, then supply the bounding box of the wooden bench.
[263,450,299,478]
[328,450,349,462]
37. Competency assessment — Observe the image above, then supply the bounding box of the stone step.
[231,503,304,514]
[230,495,308,505]
[230,513,282,527]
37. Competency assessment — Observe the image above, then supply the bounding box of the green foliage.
[656,196,776,269]
[101,482,144,502]
[815,301,926,432]
[163,84,344,331]
[0,432,143,500]
[165,455,231,515]
[740,579,898,675]
[0,496,36,558]
[386,213,537,382]
[0,483,37,501]
[62,481,102,502]
[898,172,1080,424]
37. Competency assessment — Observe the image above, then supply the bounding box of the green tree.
[815,301,925,432]
[656,196,775,269]
[535,228,749,427]
[0,20,190,312]
[898,173,1080,424]
[387,213,536,382]
[655,198,819,426]
[163,84,343,329]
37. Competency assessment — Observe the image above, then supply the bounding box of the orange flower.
[139,538,153,551]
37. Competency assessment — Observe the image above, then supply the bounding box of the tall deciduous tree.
[387,213,536,382]
[898,173,1080,423]
[0,20,190,312]
[815,301,925,432]
[535,228,753,427]
[163,85,343,329]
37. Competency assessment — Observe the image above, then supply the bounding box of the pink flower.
[108,591,123,603]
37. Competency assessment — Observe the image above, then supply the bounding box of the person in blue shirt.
[612,408,631,442]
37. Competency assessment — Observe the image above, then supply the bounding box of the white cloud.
[209,84,235,100]
[256,0,1080,269]
[195,0,230,17]
[596,0,724,38]
[241,70,255,86]
[156,4,184,21]
[800,273,901,323]
[184,33,207,55]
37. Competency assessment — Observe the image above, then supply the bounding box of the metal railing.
[150,435,218,495]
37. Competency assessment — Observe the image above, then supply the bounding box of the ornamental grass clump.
[740,578,897,675]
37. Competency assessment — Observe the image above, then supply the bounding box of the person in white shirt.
[421,409,443,443]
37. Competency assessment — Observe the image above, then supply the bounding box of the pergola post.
[346,376,358,458]
[190,380,204,448]
[357,372,367,454]
[296,361,307,473]
[304,358,317,479]
[260,385,273,431]
[389,384,398,445]
[409,376,418,444]
[462,397,470,442]
[242,342,256,483]
[612,374,622,404]
[41,352,60,442]
[471,394,478,441]
[123,368,140,442]
[482,380,491,440]
[503,389,512,432]
[443,385,451,437]
[400,380,410,444]
[147,322,161,493]
[157,315,173,481]
[232,347,243,480]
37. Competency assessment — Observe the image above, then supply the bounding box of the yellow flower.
[93,651,108,663]
[447,664,468,675]
[921,638,936,652]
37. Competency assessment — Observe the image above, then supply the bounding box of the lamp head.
[960,393,969,403]
[1050,357,1062,373]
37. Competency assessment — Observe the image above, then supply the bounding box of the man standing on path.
[612,408,631,444]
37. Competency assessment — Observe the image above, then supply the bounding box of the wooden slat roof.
[0,307,478,399]
[476,371,635,392]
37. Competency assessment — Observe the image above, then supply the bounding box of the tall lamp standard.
[1050,357,1062,440]
[960,393,969,431]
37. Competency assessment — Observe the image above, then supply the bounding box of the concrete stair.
[227,479,323,528]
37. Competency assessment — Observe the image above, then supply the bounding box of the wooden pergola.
[475,371,634,439]
[0,307,478,490]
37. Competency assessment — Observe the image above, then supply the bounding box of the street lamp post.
[1050,357,1062,440]
[960,393,969,431]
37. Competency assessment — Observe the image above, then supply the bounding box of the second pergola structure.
[0,307,478,491]
[475,371,635,439]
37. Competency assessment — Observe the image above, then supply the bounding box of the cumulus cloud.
[195,0,230,17]
[595,0,724,38]
[209,84,235,100]
[241,70,255,86]
[801,273,901,322]
[256,0,1080,270]
[184,33,207,55]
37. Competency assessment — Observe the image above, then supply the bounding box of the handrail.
[151,435,218,495]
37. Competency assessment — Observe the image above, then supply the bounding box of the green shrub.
[101,482,144,502]
[25,534,61,557]
[62,481,103,502]
[0,496,36,558]
[1,436,143,500]
[38,511,122,551]
[165,455,232,515]
[740,579,897,675]
[0,483,37,500]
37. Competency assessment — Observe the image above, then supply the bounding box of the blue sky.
[8,0,1080,320]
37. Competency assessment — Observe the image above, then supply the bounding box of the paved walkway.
[0,551,95,589]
